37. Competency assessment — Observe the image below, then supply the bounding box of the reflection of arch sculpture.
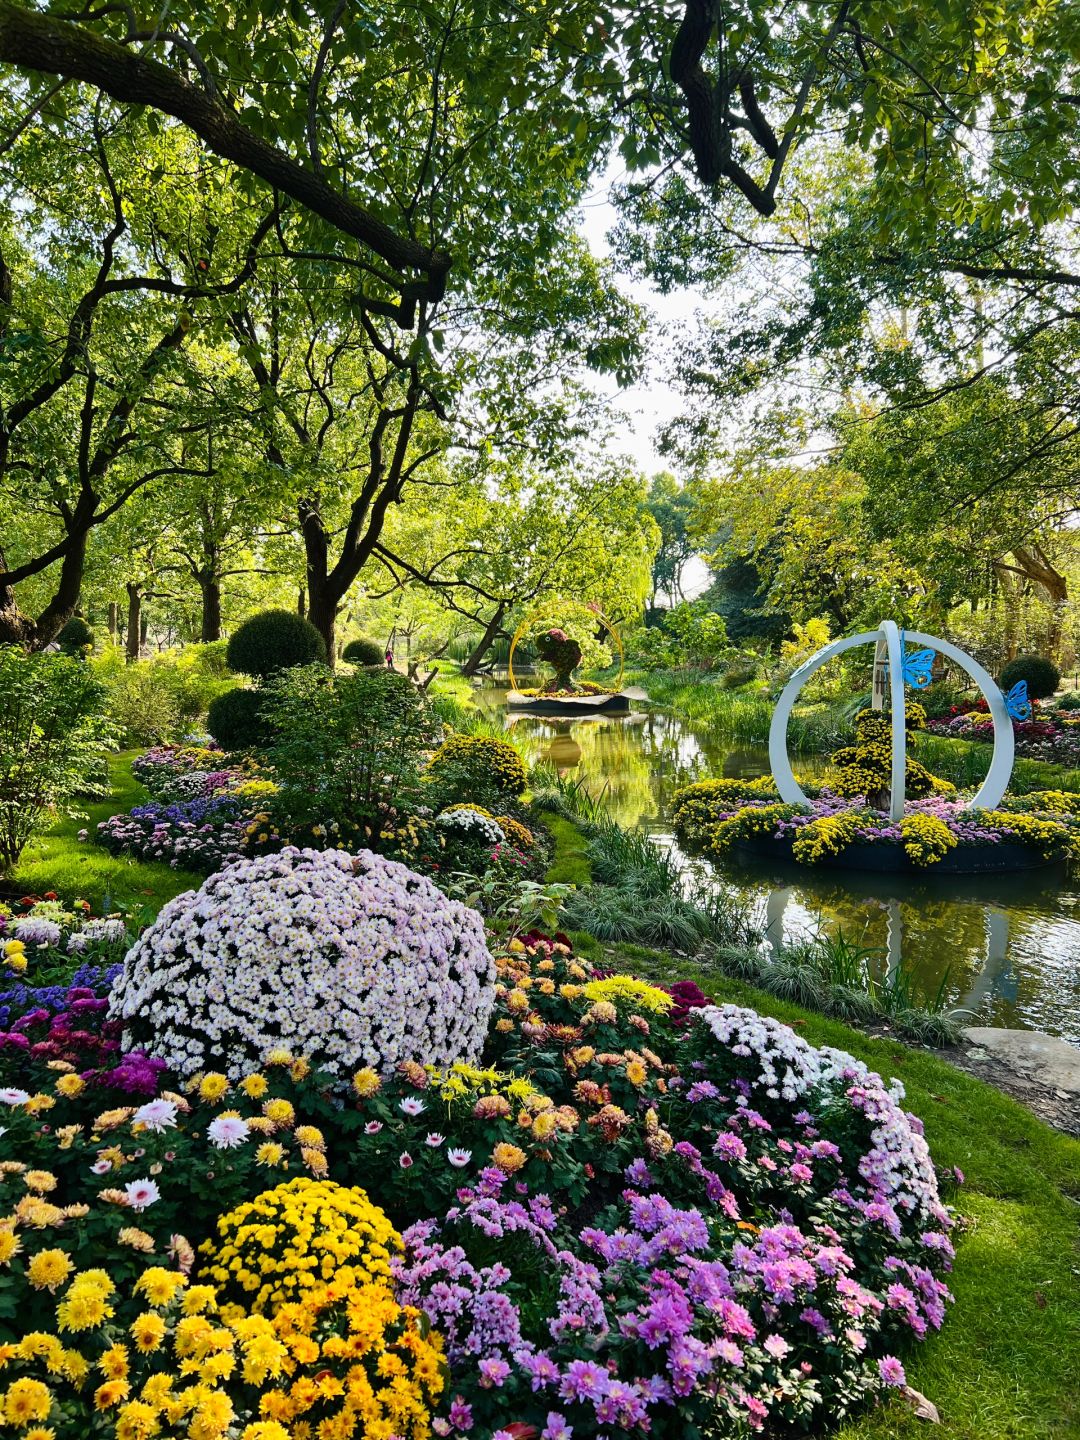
[768,621,1015,821]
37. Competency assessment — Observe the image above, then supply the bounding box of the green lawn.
[581,936,1080,1440]
[11,751,203,918]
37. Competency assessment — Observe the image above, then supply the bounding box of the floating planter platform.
[729,835,1063,875]
[506,689,632,715]
[670,620,1080,880]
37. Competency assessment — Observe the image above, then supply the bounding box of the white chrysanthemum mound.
[109,846,496,1080]
[436,806,505,845]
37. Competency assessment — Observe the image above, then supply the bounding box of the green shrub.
[96,657,179,745]
[0,647,110,872]
[226,609,326,679]
[57,616,94,656]
[342,637,386,667]
[1000,653,1061,701]
[206,686,273,751]
[93,643,234,745]
[428,733,528,798]
[718,658,759,689]
[1055,690,1080,711]
[261,665,440,847]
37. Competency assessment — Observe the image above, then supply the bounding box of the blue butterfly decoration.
[899,630,935,689]
[1004,680,1031,722]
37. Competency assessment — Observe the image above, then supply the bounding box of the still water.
[475,684,1080,1043]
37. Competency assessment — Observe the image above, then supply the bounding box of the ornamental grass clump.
[109,847,495,1080]
[199,1177,399,1313]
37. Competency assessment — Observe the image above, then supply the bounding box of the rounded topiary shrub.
[999,653,1060,701]
[109,846,495,1079]
[342,636,386,667]
[226,608,327,680]
[206,686,273,751]
[428,734,527,796]
[57,615,94,655]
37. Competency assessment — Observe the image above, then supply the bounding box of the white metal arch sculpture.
[768,621,1015,822]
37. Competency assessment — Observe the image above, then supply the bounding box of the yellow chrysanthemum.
[93,1379,131,1409]
[0,1229,22,1265]
[3,1377,52,1425]
[351,1069,381,1098]
[56,1288,112,1332]
[98,1344,129,1380]
[26,1248,73,1292]
[115,1400,160,1440]
[198,1073,229,1102]
[133,1267,187,1307]
[240,1074,269,1098]
[130,1311,168,1352]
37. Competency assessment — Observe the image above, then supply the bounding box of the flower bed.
[926,702,1080,764]
[673,779,1080,870]
[0,879,958,1438]
[94,793,254,871]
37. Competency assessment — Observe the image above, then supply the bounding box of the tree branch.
[0,0,450,307]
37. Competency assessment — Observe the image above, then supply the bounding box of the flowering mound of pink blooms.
[108,846,495,1080]
[379,980,956,1439]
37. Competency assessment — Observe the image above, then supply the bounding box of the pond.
[474,682,1080,1043]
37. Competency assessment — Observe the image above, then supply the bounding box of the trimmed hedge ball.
[999,653,1061,702]
[428,734,527,796]
[226,608,327,680]
[342,637,386,667]
[108,846,496,1079]
[206,686,273,750]
[57,615,94,654]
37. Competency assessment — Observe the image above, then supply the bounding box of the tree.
[373,454,658,677]
[0,97,274,648]
[1,3,645,653]
[644,473,698,615]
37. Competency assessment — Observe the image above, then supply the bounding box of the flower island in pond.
[505,603,635,715]
[674,621,1080,874]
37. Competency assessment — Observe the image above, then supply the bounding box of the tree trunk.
[107,601,117,640]
[306,580,337,666]
[125,582,142,663]
[1007,546,1068,657]
[199,573,222,642]
[0,587,35,647]
[297,587,306,618]
[461,603,508,679]
[0,529,87,650]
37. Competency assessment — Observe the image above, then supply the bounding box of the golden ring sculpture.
[508,606,625,696]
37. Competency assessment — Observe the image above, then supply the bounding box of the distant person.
[385,647,394,669]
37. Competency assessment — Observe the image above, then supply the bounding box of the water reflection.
[473,684,1080,1040]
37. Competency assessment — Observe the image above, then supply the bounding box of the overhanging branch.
[0,1,451,309]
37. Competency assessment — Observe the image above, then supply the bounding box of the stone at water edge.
[963,1027,1080,1097]
[899,1387,941,1424]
